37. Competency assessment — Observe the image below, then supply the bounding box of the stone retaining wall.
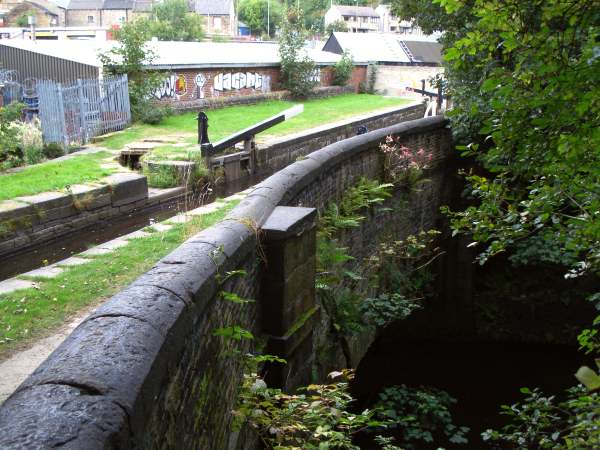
[0,115,454,449]
[0,173,167,259]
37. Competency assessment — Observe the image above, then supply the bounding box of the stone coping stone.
[104,173,148,207]
[15,191,72,211]
[0,200,33,223]
[262,206,317,240]
[0,279,37,295]
[125,142,158,151]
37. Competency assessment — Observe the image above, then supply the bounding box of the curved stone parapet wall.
[0,115,453,449]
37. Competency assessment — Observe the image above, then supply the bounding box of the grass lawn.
[0,151,117,202]
[100,94,413,150]
[0,199,238,359]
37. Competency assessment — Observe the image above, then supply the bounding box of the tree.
[238,0,283,37]
[144,0,204,41]
[325,19,348,35]
[278,7,318,98]
[99,22,166,123]
[401,0,600,443]
[332,50,353,86]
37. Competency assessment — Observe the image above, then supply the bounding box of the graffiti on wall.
[213,72,271,93]
[154,74,187,99]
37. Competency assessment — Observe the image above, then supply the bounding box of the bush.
[11,118,43,165]
[0,103,25,170]
[42,143,65,160]
[332,51,354,86]
[133,100,172,125]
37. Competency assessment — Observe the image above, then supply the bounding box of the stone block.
[261,206,316,241]
[0,200,33,223]
[69,184,112,211]
[105,173,148,207]
[0,384,129,449]
[15,191,72,212]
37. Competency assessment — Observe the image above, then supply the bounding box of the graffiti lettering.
[154,74,187,99]
[154,74,177,99]
[213,72,270,92]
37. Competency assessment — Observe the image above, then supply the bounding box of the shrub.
[375,385,469,449]
[332,51,354,86]
[134,100,172,125]
[12,118,43,165]
[42,143,65,159]
[0,103,24,170]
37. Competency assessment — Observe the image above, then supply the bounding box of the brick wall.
[0,116,455,450]
[153,65,368,105]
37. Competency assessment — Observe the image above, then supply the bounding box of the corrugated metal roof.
[333,5,379,18]
[402,41,442,64]
[0,40,342,69]
[193,0,232,15]
[326,32,409,63]
[324,32,442,64]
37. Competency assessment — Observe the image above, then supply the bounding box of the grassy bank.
[100,94,413,150]
[0,151,117,202]
[0,200,238,359]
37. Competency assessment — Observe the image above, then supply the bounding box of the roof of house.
[401,40,442,64]
[48,0,71,8]
[333,5,379,18]
[66,0,103,10]
[0,39,343,69]
[323,32,441,64]
[66,0,146,10]
[192,0,233,15]
[102,0,133,10]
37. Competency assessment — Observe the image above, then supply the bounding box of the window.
[87,15,94,24]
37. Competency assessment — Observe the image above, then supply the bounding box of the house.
[375,4,424,35]
[0,0,66,27]
[324,5,380,33]
[191,0,235,36]
[323,32,443,96]
[64,0,152,27]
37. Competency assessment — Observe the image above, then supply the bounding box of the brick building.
[0,39,368,103]
[0,0,66,27]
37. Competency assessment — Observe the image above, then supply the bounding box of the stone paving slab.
[166,214,193,224]
[80,247,113,257]
[21,266,64,279]
[122,230,151,240]
[97,239,129,250]
[55,257,90,267]
[149,223,173,232]
[0,279,37,296]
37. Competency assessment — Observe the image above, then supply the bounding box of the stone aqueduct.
[0,114,455,449]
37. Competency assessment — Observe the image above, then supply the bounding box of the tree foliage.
[278,7,318,98]
[238,0,283,37]
[98,22,165,123]
[145,0,204,41]
[326,18,348,35]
